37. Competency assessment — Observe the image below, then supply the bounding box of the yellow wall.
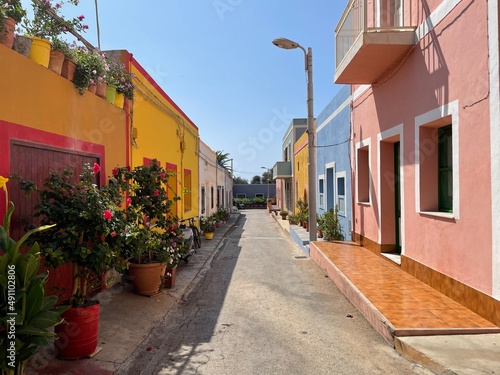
[129,57,199,221]
[293,132,309,213]
[0,45,127,180]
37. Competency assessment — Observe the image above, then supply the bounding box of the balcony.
[334,0,416,84]
[273,162,292,179]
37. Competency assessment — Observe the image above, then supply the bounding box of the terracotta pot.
[95,81,107,98]
[48,49,65,75]
[61,58,77,81]
[12,35,32,57]
[163,266,177,289]
[0,17,16,49]
[88,85,97,94]
[128,262,165,296]
[55,303,100,359]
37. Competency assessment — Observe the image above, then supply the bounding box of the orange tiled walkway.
[310,241,500,345]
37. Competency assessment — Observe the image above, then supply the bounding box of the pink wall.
[352,0,493,293]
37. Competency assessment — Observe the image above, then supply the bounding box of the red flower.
[93,163,101,174]
[154,189,159,197]
[126,197,132,207]
[103,209,113,220]
[112,168,118,176]
[160,173,165,179]
[111,231,117,237]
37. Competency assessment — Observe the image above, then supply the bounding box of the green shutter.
[438,126,453,212]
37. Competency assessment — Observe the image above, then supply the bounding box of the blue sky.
[21,0,346,180]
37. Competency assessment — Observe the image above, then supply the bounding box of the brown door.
[9,140,100,303]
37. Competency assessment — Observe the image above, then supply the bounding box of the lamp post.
[261,166,271,199]
[272,37,317,241]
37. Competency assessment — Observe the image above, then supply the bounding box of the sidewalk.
[25,213,241,375]
[271,213,500,375]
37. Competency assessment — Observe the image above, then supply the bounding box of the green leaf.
[16,326,57,336]
[2,201,15,237]
[24,278,44,321]
[40,295,58,311]
[28,310,65,329]
[12,224,56,253]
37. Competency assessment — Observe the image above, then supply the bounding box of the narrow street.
[117,210,433,375]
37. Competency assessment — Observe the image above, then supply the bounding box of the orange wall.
[293,132,309,213]
[0,45,127,186]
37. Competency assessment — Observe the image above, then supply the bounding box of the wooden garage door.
[9,140,101,303]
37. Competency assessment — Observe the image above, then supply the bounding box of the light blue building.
[316,86,352,240]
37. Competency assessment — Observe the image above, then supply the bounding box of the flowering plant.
[110,160,188,267]
[20,0,88,39]
[73,47,108,94]
[19,163,124,307]
[107,58,135,100]
[0,177,69,375]
[0,0,26,23]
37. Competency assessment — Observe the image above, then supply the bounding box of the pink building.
[335,0,500,325]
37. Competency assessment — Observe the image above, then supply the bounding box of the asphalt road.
[118,210,434,375]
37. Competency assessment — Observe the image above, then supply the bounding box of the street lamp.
[272,37,317,241]
[261,166,271,199]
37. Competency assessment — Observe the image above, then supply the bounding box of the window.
[415,101,459,217]
[184,169,192,212]
[337,174,346,215]
[166,163,177,216]
[255,193,264,198]
[236,193,246,199]
[318,177,324,208]
[201,187,206,214]
[438,126,453,212]
[211,186,214,208]
[356,140,370,204]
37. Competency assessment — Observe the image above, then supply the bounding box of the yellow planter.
[114,93,125,109]
[105,85,117,104]
[204,232,214,240]
[29,36,52,67]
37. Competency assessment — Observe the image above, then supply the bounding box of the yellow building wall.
[0,45,127,182]
[129,56,199,221]
[293,132,309,214]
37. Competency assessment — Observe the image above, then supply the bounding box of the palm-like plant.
[0,177,69,375]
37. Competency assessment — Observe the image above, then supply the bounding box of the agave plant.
[0,176,68,375]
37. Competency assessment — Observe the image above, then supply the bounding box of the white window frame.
[318,174,325,209]
[336,171,347,216]
[356,138,371,205]
[415,100,460,219]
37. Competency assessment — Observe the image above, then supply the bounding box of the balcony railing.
[335,0,416,84]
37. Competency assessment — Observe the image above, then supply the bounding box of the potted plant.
[296,198,308,227]
[110,160,185,296]
[115,66,134,105]
[20,0,88,67]
[47,36,67,74]
[287,213,300,225]
[322,206,344,242]
[279,210,288,220]
[19,163,124,359]
[200,216,215,240]
[317,213,325,238]
[0,176,69,375]
[73,47,107,95]
[0,0,26,48]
